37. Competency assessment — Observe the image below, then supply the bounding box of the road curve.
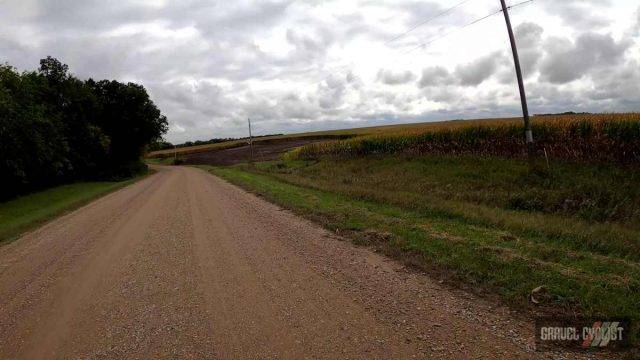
[0,166,583,359]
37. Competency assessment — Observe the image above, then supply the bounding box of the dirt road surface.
[0,166,602,359]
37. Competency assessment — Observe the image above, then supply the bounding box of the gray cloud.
[286,27,334,62]
[586,61,640,108]
[30,0,155,33]
[514,22,544,76]
[496,22,544,85]
[276,93,320,120]
[541,0,612,29]
[454,52,505,86]
[423,87,459,103]
[318,74,349,110]
[418,66,451,88]
[540,32,631,84]
[376,69,416,85]
[515,22,544,48]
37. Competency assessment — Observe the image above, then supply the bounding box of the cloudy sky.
[1,0,639,143]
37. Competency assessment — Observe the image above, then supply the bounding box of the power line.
[308,0,535,89]
[310,5,489,87]
[384,0,476,45]
[508,0,535,9]
[404,0,535,56]
[403,10,501,56]
[324,0,534,78]
[302,1,484,88]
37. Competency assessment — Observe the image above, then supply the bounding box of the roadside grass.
[197,158,640,338]
[0,173,149,243]
[256,156,640,256]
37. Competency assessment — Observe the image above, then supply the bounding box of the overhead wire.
[288,0,482,90]
[384,0,476,45]
[401,0,535,57]
[311,0,534,89]
[303,0,480,88]
[309,0,535,89]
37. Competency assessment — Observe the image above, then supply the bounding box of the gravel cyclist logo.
[580,321,624,348]
[536,317,630,351]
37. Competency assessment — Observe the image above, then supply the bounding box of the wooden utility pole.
[247,118,254,163]
[500,0,533,148]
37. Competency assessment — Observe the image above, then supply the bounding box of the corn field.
[291,113,640,165]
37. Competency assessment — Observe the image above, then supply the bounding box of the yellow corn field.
[291,113,640,164]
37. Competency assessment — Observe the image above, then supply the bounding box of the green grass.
[0,174,148,243]
[252,157,640,260]
[196,156,640,339]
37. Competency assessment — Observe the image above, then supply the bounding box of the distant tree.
[148,139,174,151]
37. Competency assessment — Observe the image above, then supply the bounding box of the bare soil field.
[183,138,327,166]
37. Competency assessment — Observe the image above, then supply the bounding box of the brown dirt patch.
[183,138,328,166]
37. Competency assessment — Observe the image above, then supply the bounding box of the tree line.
[0,57,168,200]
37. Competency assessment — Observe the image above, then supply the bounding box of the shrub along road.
[0,166,609,358]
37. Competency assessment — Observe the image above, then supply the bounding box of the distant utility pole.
[500,0,534,149]
[247,118,254,163]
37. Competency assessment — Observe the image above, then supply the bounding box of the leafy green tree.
[38,57,110,179]
[0,64,70,199]
[89,80,168,177]
[148,139,174,151]
[0,57,168,199]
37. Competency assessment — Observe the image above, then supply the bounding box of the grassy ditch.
[0,173,149,243]
[198,156,640,340]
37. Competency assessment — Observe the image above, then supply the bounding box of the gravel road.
[0,166,607,359]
